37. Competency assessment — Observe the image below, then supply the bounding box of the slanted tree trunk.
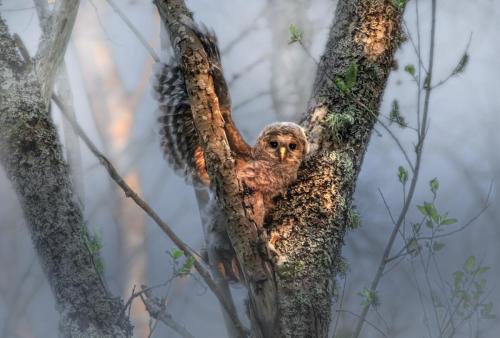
[0,3,131,337]
[155,0,404,337]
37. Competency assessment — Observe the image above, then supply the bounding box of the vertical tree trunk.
[0,5,132,337]
[271,0,404,335]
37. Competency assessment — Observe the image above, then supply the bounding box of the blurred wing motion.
[153,25,251,185]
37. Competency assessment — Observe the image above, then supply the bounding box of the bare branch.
[52,93,249,337]
[140,288,195,338]
[104,0,160,62]
[33,0,79,103]
[353,1,437,335]
[228,54,268,86]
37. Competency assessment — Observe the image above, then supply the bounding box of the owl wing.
[153,26,251,185]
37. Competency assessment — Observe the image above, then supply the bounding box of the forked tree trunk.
[0,0,404,336]
[156,0,404,337]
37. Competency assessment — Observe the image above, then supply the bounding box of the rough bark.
[272,1,403,336]
[0,6,131,338]
[156,0,404,337]
[155,2,279,336]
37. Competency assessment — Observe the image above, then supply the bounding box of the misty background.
[0,0,498,337]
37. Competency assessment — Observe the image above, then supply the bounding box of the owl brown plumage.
[153,25,250,185]
[238,122,309,224]
[153,25,309,282]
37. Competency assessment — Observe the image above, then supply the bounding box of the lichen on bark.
[0,12,131,338]
[155,0,405,336]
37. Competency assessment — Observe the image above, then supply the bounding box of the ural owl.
[153,25,309,281]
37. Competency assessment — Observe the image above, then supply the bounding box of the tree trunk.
[272,0,404,335]
[155,0,404,337]
[0,7,131,338]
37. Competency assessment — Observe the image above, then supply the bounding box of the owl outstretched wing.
[153,25,251,185]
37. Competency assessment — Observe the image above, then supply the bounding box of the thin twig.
[221,5,267,55]
[352,1,437,336]
[351,95,415,173]
[140,287,195,338]
[337,309,388,338]
[228,55,268,86]
[233,90,270,111]
[332,274,348,337]
[51,93,249,337]
[431,33,472,90]
[403,19,428,75]
[33,0,79,103]
[104,0,160,62]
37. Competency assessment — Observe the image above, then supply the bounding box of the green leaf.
[418,202,439,223]
[407,238,420,257]
[335,63,358,93]
[417,204,430,217]
[425,219,434,229]
[82,228,104,275]
[349,208,361,229]
[344,63,358,89]
[171,248,184,260]
[288,23,303,44]
[358,288,380,307]
[87,232,102,255]
[404,64,415,76]
[429,207,440,224]
[453,271,463,290]
[392,0,406,8]
[425,202,440,223]
[390,100,407,128]
[398,166,408,184]
[432,241,445,252]
[480,302,496,319]
[440,218,458,225]
[178,256,195,276]
[453,53,469,75]
[430,178,439,196]
[464,256,476,274]
[335,78,349,93]
[476,266,491,275]
[412,223,422,234]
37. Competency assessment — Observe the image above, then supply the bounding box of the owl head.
[254,122,310,166]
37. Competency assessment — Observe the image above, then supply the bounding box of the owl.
[153,25,309,281]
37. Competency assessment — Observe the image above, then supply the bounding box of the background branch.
[52,93,249,337]
[33,0,79,104]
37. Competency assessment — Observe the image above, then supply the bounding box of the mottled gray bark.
[156,0,404,337]
[272,1,403,336]
[0,4,131,337]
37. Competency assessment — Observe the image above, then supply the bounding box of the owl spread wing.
[153,25,251,185]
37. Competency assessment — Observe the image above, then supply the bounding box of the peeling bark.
[156,0,404,337]
[0,8,131,338]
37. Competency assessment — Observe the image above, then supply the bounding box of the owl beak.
[279,147,286,161]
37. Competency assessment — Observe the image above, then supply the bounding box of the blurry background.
[0,0,498,337]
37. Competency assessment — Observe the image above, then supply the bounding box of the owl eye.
[269,141,278,149]
[289,143,297,150]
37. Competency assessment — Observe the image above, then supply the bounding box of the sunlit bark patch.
[354,1,399,61]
